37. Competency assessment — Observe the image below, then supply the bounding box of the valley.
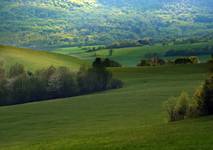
[0,0,213,149]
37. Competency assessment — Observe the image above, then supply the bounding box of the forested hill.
[0,0,212,49]
[99,0,213,9]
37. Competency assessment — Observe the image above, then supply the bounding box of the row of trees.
[164,46,213,57]
[93,58,121,68]
[0,61,123,106]
[137,56,200,67]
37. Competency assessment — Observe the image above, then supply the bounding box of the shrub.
[93,57,121,68]
[164,97,177,122]
[193,86,205,115]
[174,57,193,64]
[187,98,200,118]
[137,57,166,67]
[189,56,200,64]
[164,91,200,122]
[173,92,190,120]
[165,78,213,122]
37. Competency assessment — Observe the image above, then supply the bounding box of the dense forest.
[0,0,212,49]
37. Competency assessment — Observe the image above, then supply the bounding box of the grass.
[0,45,88,71]
[0,63,212,150]
[53,41,213,66]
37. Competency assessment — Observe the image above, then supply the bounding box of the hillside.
[0,0,212,49]
[0,45,87,71]
[0,64,212,149]
[53,41,213,66]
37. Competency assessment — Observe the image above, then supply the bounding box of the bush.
[137,57,166,67]
[187,98,200,118]
[93,57,121,68]
[164,97,177,122]
[189,56,200,64]
[165,76,213,122]
[164,91,199,122]
[174,57,193,64]
[173,92,190,120]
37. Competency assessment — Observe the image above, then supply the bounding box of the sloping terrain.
[0,45,87,71]
[0,63,211,150]
[53,41,213,66]
[0,0,212,49]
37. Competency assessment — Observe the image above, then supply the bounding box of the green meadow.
[53,41,213,66]
[0,62,212,150]
[0,45,88,71]
[0,0,213,149]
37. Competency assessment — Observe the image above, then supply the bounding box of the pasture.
[0,63,212,150]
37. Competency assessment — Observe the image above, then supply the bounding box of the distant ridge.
[0,0,212,49]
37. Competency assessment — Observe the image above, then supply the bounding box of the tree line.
[137,56,200,67]
[0,60,123,106]
[164,46,213,57]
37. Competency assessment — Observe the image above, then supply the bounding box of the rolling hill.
[0,0,212,49]
[53,41,213,66]
[0,63,211,150]
[0,45,88,71]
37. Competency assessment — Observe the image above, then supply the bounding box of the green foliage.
[0,63,210,150]
[137,57,165,67]
[164,97,177,122]
[164,91,200,122]
[47,67,79,98]
[92,57,121,68]
[0,63,7,101]
[174,92,190,120]
[0,61,123,105]
[174,57,193,64]
[77,60,122,94]
[165,65,213,121]
[8,63,25,78]
[54,41,213,66]
[0,0,212,49]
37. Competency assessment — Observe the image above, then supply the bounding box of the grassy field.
[53,41,213,66]
[0,63,212,150]
[0,45,88,71]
